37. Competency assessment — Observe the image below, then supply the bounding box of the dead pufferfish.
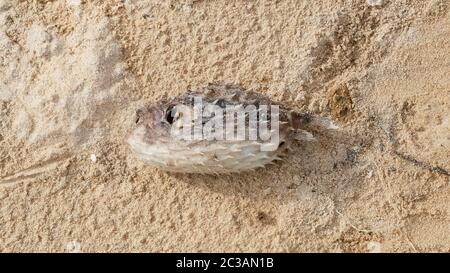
[126,83,337,174]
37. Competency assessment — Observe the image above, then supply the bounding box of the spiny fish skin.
[126,83,336,174]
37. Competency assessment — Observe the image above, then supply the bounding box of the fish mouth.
[124,126,137,148]
[124,125,145,152]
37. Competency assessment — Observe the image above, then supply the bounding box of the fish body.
[127,83,336,174]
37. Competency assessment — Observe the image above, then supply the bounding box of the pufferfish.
[126,83,337,174]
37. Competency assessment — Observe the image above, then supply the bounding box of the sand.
[0,0,449,252]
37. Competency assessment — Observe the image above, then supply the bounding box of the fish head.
[126,101,180,151]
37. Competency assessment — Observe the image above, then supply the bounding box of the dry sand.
[0,0,449,252]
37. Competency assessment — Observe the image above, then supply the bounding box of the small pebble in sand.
[367,241,382,253]
[66,241,81,253]
[263,187,272,196]
[367,0,384,7]
[367,170,374,178]
[90,154,97,163]
[67,0,81,6]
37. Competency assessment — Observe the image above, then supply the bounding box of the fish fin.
[308,116,339,130]
[293,129,317,142]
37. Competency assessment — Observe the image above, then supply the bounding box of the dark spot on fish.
[135,109,143,124]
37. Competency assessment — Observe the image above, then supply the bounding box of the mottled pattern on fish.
[126,83,337,174]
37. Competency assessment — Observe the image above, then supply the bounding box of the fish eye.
[165,106,175,124]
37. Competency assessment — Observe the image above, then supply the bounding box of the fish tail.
[290,112,339,130]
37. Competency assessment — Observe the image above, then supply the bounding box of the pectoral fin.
[293,129,316,141]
